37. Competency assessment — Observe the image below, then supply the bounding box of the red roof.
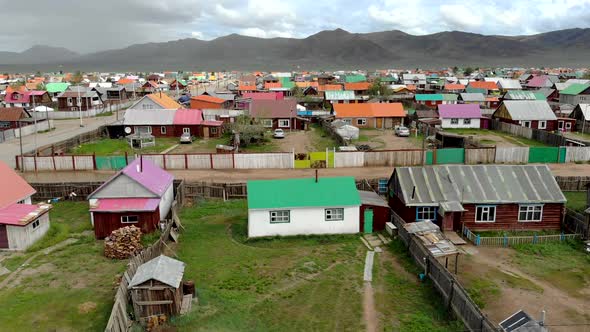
[90,198,160,212]
[173,109,203,125]
[238,85,257,91]
[264,82,282,89]
[249,99,298,118]
[444,83,465,91]
[469,81,498,90]
[0,203,51,226]
[117,78,135,85]
[3,91,45,103]
[0,161,36,209]
[334,103,405,118]
[242,92,284,100]
[344,82,371,91]
[318,84,343,91]
[190,94,225,104]
[0,107,28,122]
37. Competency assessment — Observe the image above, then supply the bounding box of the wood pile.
[104,226,143,259]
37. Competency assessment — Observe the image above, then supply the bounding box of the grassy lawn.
[353,129,386,149]
[564,191,588,212]
[511,240,590,297]
[70,137,178,155]
[170,200,461,331]
[309,124,339,151]
[0,202,127,331]
[443,128,549,147]
[567,131,590,142]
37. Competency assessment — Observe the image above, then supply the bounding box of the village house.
[247,176,361,237]
[466,81,500,95]
[415,94,458,108]
[88,158,174,239]
[497,79,523,92]
[57,87,104,111]
[569,104,590,133]
[129,93,182,110]
[325,90,359,104]
[344,82,371,96]
[402,74,426,89]
[3,90,52,108]
[189,94,232,109]
[388,165,566,232]
[123,109,222,138]
[45,82,70,101]
[524,75,559,90]
[443,83,465,93]
[0,161,52,250]
[559,83,590,105]
[333,102,405,129]
[502,90,545,101]
[493,100,557,130]
[249,99,304,130]
[458,93,485,106]
[438,104,481,129]
[0,107,31,131]
[93,86,128,102]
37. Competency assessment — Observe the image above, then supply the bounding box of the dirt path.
[363,282,378,332]
[277,130,314,152]
[459,246,590,332]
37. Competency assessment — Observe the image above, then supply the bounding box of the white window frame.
[325,208,344,221]
[278,119,290,128]
[160,126,167,134]
[450,118,459,125]
[343,119,352,125]
[270,210,290,223]
[357,118,367,125]
[183,127,190,134]
[475,205,496,223]
[523,121,531,128]
[539,120,547,129]
[31,219,40,230]
[142,103,154,110]
[518,205,543,222]
[67,97,73,105]
[463,118,471,125]
[565,122,572,130]
[416,206,437,221]
[121,215,139,224]
[262,119,273,128]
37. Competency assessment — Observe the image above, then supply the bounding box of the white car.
[273,129,285,139]
[395,126,410,137]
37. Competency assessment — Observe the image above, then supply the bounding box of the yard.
[70,137,179,155]
[563,191,588,212]
[354,128,422,150]
[564,131,590,142]
[0,202,127,331]
[442,128,549,147]
[169,199,461,331]
[457,241,590,331]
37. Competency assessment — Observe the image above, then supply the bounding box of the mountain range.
[2,28,590,72]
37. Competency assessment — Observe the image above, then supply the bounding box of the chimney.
[139,155,143,173]
[539,310,546,326]
[411,186,416,200]
[315,169,318,183]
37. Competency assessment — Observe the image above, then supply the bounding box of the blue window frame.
[416,206,437,221]
[378,179,388,194]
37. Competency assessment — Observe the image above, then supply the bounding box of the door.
[203,127,209,138]
[558,121,564,130]
[363,209,373,234]
[376,118,383,129]
[0,225,8,248]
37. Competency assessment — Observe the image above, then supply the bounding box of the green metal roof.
[415,94,443,101]
[465,87,486,94]
[247,177,361,209]
[533,92,546,100]
[345,74,366,83]
[442,94,458,101]
[279,77,295,89]
[45,82,70,93]
[561,83,590,95]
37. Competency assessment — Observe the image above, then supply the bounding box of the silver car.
[273,129,285,139]
[180,132,194,143]
[395,126,410,137]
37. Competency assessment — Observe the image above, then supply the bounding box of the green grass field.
[563,191,588,212]
[309,124,339,151]
[70,137,178,155]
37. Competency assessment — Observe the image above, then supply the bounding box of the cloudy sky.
[2,0,590,53]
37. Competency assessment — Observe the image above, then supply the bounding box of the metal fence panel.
[436,148,465,164]
[528,147,559,163]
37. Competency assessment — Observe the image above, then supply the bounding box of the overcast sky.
[2,0,590,53]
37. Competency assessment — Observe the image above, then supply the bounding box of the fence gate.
[95,156,128,170]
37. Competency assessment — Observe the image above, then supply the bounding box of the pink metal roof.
[438,104,482,119]
[0,203,51,226]
[242,92,284,100]
[90,198,160,212]
[173,109,203,125]
[3,91,46,103]
[202,120,223,126]
[0,161,36,209]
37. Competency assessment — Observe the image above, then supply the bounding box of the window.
[519,205,543,222]
[325,208,344,221]
[450,118,459,125]
[67,97,73,105]
[160,126,167,134]
[416,207,437,221]
[262,119,273,128]
[0,122,10,128]
[475,206,496,222]
[142,103,154,110]
[121,215,139,223]
[31,220,40,230]
[539,121,547,129]
[270,210,290,223]
[463,118,471,125]
[566,122,572,130]
[210,127,218,134]
[357,118,367,125]
[183,127,190,134]
[343,119,352,125]
[523,121,531,128]
[378,179,388,194]
[278,119,290,128]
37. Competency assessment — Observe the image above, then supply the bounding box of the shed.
[129,255,186,321]
[359,190,390,233]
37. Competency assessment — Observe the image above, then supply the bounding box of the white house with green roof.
[247,177,361,237]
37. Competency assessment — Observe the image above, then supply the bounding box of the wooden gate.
[0,225,8,248]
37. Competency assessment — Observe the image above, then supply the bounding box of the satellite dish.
[124,127,132,134]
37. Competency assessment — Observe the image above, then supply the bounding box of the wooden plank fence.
[462,225,581,247]
[554,176,590,191]
[30,182,103,201]
[564,209,589,239]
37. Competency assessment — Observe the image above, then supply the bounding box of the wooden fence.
[35,127,107,156]
[30,182,102,201]
[564,209,589,239]
[319,118,347,146]
[462,226,580,247]
[390,212,499,332]
[554,176,590,191]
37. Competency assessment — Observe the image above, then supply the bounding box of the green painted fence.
[425,151,433,165]
[436,148,465,164]
[95,156,128,170]
[528,147,559,163]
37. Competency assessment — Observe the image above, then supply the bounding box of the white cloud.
[239,28,294,38]
[439,4,483,30]
[191,31,204,39]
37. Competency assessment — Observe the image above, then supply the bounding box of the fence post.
[209,153,214,169]
[533,233,537,244]
[15,155,19,171]
[125,151,129,165]
[34,154,37,173]
[163,154,167,170]
[475,234,480,246]
[72,155,76,171]
[92,153,97,170]
[503,235,508,247]
[184,153,188,169]
[447,279,455,310]
[560,232,565,241]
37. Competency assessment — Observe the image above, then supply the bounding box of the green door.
[364,209,374,234]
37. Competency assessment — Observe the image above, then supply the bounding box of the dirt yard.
[455,245,590,332]
[356,129,422,150]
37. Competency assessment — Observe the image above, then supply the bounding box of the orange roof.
[264,82,282,89]
[118,78,135,85]
[318,84,343,91]
[295,82,319,88]
[344,82,371,91]
[444,83,465,90]
[238,85,257,91]
[146,93,182,109]
[485,97,499,102]
[405,84,417,91]
[190,94,225,104]
[25,83,39,90]
[5,85,27,94]
[0,161,36,209]
[334,103,405,118]
[469,81,498,90]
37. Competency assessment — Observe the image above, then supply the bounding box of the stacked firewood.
[104,226,143,259]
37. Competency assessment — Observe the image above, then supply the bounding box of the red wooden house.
[249,98,303,130]
[123,109,223,138]
[0,107,31,130]
[492,100,557,131]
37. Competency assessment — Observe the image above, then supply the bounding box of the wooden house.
[569,104,590,133]
[359,190,390,233]
[247,177,361,237]
[189,94,231,109]
[466,81,500,95]
[493,100,557,130]
[129,255,186,321]
[0,161,52,250]
[559,83,590,105]
[334,102,405,129]
[415,94,457,108]
[88,159,174,239]
[325,90,359,104]
[438,104,481,129]
[344,82,371,96]
[129,93,182,111]
[388,165,566,232]
[57,87,104,111]
[123,109,222,138]
[0,107,31,130]
[3,90,52,108]
[249,99,304,130]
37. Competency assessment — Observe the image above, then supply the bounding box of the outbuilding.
[88,158,174,239]
[247,176,361,237]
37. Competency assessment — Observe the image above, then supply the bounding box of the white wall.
[158,184,174,220]
[248,205,360,237]
[441,118,480,129]
[6,213,50,250]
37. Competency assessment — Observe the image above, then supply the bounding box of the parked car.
[395,126,410,137]
[273,129,285,139]
[180,132,194,143]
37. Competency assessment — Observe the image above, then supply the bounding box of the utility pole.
[18,119,23,172]
[32,92,37,155]
[176,72,180,99]
[78,86,83,127]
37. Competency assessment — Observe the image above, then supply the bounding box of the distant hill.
[1,28,590,71]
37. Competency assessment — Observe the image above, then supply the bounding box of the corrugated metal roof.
[438,104,481,119]
[0,203,51,226]
[501,100,557,121]
[395,165,566,206]
[123,109,176,125]
[503,90,537,100]
[560,83,590,95]
[0,161,36,209]
[459,93,485,102]
[359,190,389,207]
[575,104,590,120]
[90,198,160,212]
[173,109,203,125]
[325,90,356,100]
[129,255,185,288]
[498,79,523,90]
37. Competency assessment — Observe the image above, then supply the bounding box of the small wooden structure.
[129,255,186,323]
[126,132,155,149]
